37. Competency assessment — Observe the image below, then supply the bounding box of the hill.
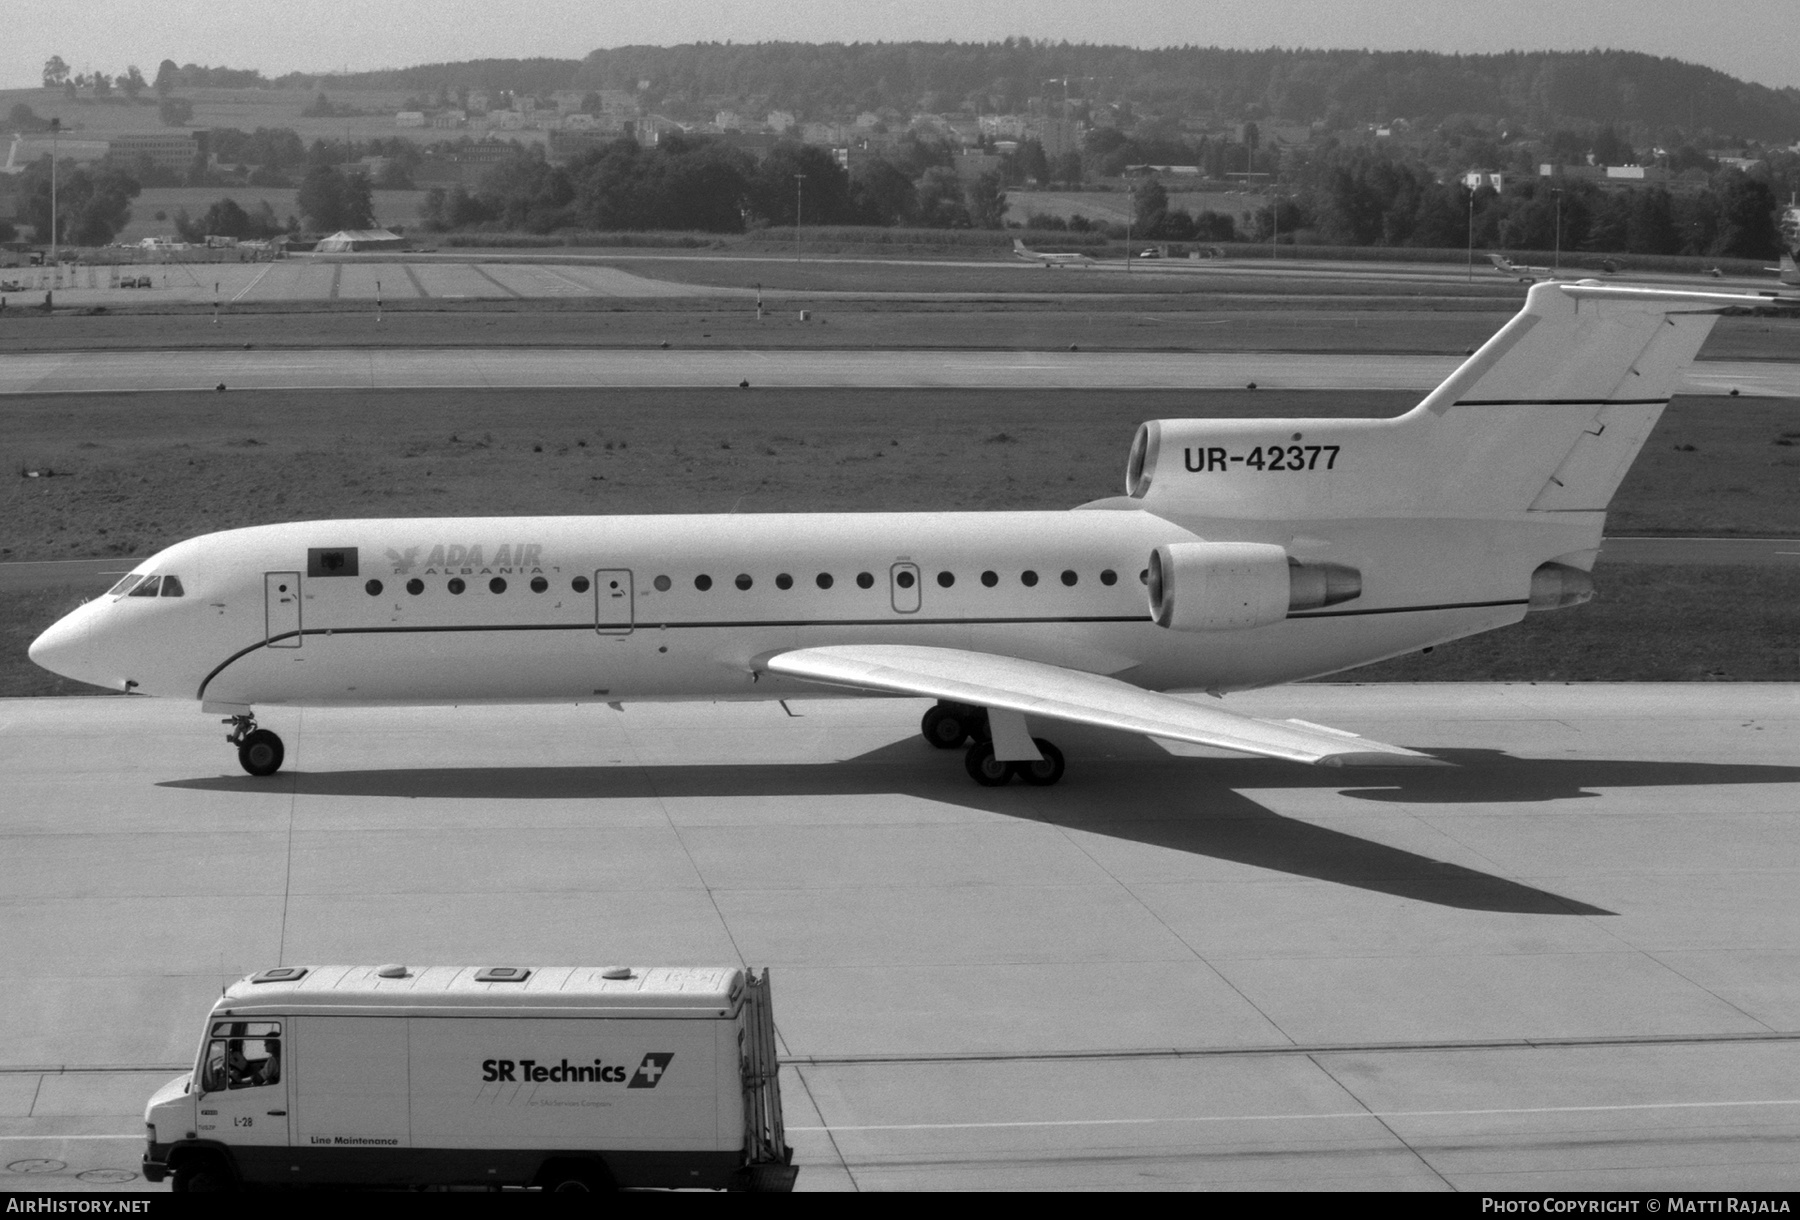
[284,43,1800,143]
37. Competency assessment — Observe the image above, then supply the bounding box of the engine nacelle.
[1148,542,1362,631]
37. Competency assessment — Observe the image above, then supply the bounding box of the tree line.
[418,136,1008,234]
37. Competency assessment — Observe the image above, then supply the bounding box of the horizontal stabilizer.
[765,644,1446,767]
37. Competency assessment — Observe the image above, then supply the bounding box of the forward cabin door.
[594,569,633,634]
[265,572,302,647]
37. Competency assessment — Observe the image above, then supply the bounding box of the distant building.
[428,110,466,129]
[465,89,491,114]
[550,90,587,114]
[714,110,743,131]
[766,110,795,134]
[561,112,600,131]
[1463,171,1506,192]
[396,111,426,128]
[979,114,1027,138]
[1031,117,1082,157]
[108,131,206,174]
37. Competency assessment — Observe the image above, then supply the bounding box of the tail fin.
[1124,282,1773,519]
[1782,252,1799,285]
[1013,238,1028,252]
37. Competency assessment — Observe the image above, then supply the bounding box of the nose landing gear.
[224,714,285,777]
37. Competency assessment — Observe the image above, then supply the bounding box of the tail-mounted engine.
[1148,542,1362,631]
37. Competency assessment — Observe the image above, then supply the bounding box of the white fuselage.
[32,506,1593,709]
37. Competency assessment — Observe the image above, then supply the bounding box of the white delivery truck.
[141,964,796,1192]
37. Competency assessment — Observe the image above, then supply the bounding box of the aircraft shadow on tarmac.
[159,734,1800,917]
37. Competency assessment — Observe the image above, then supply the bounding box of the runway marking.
[230,263,275,303]
[788,1097,1800,1134]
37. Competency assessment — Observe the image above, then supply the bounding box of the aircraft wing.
[763,644,1446,767]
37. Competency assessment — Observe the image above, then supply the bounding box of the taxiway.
[3,685,1798,1190]
[0,349,1794,397]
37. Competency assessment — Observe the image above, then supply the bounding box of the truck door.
[196,1020,291,1167]
[265,572,302,647]
[594,569,633,634]
[889,562,921,614]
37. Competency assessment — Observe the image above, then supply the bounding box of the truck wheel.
[172,1158,232,1193]
[542,1161,614,1192]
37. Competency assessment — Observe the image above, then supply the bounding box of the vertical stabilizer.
[1124,283,1774,519]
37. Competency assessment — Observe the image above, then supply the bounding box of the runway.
[0,348,1794,397]
[3,685,1799,1190]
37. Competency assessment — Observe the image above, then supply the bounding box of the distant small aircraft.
[1487,253,1552,282]
[1013,238,1093,267]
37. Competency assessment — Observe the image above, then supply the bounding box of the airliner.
[1487,253,1553,281]
[1013,238,1093,267]
[29,283,1772,786]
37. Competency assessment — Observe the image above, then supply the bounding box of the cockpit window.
[160,576,184,597]
[108,574,146,596]
[127,576,162,597]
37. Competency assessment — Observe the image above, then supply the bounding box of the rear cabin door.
[594,569,633,634]
[265,572,302,647]
[889,562,921,614]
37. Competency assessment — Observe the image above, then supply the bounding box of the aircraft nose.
[28,609,93,683]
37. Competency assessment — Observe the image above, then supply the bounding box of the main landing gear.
[224,713,284,777]
[920,702,1066,787]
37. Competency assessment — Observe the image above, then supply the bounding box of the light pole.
[1125,183,1133,273]
[49,117,59,271]
[793,174,805,263]
[1552,187,1563,276]
[1466,183,1475,282]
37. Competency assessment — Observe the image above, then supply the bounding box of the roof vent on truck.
[601,967,635,980]
[473,966,532,983]
[251,966,308,984]
[375,963,410,979]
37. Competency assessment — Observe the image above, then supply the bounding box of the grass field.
[3,385,1797,696]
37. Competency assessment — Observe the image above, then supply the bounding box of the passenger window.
[530,577,548,593]
[489,577,506,594]
[406,578,424,595]
[894,569,915,589]
[695,575,713,591]
[1061,570,1078,586]
[448,578,466,595]
[937,571,954,588]
[572,576,590,593]
[1101,570,1118,586]
[363,579,382,597]
[1021,570,1038,587]
[816,573,833,589]
[128,576,161,597]
[653,575,671,592]
[856,572,874,589]
[775,574,793,590]
[981,571,998,587]
[161,576,186,597]
[735,574,753,590]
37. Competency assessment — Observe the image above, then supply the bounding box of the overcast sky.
[13,0,1800,92]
